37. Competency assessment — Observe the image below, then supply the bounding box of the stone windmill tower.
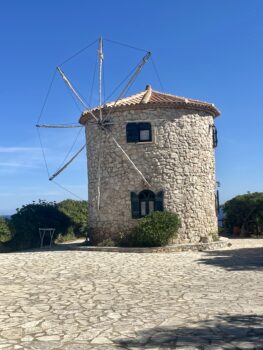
[79,84,220,244]
[37,38,220,245]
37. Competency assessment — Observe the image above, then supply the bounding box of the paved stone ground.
[0,239,262,350]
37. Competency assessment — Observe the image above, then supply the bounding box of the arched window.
[130,190,164,218]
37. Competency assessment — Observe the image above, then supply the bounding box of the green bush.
[55,227,75,243]
[119,211,181,247]
[0,218,12,243]
[6,199,88,250]
[8,200,71,250]
[57,199,88,237]
[97,238,116,247]
[224,192,263,235]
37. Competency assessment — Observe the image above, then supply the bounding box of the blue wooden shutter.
[155,191,164,211]
[126,123,139,143]
[131,192,140,218]
[212,125,218,148]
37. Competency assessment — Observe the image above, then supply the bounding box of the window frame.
[126,122,152,143]
[139,190,156,218]
[131,190,164,219]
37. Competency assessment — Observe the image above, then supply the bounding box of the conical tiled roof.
[79,85,220,124]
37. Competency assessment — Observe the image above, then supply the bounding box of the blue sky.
[0,0,263,214]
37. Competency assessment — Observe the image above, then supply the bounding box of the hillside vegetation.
[0,199,88,251]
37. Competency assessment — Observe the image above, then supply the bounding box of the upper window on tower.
[126,122,152,143]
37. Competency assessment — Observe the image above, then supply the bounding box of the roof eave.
[79,102,220,124]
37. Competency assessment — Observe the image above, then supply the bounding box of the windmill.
[37,37,220,244]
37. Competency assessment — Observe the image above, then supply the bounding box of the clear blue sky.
[1,0,263,214]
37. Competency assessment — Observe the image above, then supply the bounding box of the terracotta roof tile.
[79,85,220,124]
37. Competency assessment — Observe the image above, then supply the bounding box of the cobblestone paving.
[0,239,262,350]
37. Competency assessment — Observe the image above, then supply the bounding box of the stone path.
[0,238,262,349]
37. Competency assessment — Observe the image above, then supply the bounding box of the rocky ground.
[0,238,262,349]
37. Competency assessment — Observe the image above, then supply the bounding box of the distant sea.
[0,215,11,219]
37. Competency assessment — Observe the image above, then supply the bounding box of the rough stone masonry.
[79,86,220,244]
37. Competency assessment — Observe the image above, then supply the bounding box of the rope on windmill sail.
[59,38,98,66]
[48,121,98,183]
[104,62,139,102]
[89,49,98,105]
[36,127,50,178]
[52,180,85,200]
[37,69,57,125]
[104,38,149,53]
[150,56,165,91]
[57,127,85,171]
[36,70,58,177]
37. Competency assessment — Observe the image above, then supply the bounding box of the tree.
[223,192,263,235]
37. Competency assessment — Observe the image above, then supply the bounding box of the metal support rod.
[98,36,103,121]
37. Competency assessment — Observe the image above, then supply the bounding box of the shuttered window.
[126,122,152,143]
[131,192,140,218]
[212,125,218,148]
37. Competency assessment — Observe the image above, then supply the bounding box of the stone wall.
[85,107,218,243]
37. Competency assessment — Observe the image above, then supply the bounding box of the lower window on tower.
[130,190,164,219]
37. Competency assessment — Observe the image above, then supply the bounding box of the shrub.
[57,199,88,237]
[120,211,181,247]
[224,192,263,235]
[55,227,75,243]
[97,238,116,247]
[8,200,71,250]
[0,218,12,243]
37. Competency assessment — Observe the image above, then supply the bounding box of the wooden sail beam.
[98,37,103,122]
[57,67,88,108]
[96,135,103,211]
[36,124,83,129]
[57,67,99,122]
[103,51,151,122]
[49,144,86,181]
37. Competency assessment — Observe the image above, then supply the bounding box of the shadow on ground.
[197,247,263,271]
[115,314,263,349]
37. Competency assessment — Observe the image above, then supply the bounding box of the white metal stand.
[39,228,55,248]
